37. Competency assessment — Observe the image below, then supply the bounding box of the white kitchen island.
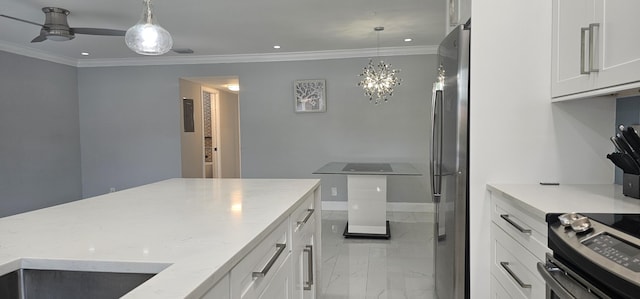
[0,178,321,298]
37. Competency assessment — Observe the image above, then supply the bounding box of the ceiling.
[0,0,446,64]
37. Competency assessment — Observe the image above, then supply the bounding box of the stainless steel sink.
[0,268,155,299]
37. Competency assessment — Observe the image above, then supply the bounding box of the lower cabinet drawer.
[201,274,230,299]
[491,193,548,262]
[231,219,290,299]
[491,275,515,299]
[491,224,546,299]
[292,194,315,236]
[257,257,293,299]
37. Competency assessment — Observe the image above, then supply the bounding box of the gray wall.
[0,51,82,217]
[78,67,183,197]
[78,55,435,203]
[179,78,205,178]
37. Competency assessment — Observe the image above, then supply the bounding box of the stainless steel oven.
[538,253,609,299]
[541,213,640,299]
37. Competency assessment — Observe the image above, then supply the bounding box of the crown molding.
[0,41,76,66]
[0,41,437,68]
[76,46,437,67]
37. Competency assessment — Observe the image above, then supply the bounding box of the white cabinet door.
[258,258,293,299]
[491,275,516,299]
[231,220,290,299]
[201,274,230,299]
[489,189,548,299]
[595,0,640,89]
[291,194,317,299]
[292,228,315,299]
[552,0,598,97]
[553,0,640,99]
[491,224,546,299]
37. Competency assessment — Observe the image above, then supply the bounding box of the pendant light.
[125,0,173,55]
[358,27,401,105]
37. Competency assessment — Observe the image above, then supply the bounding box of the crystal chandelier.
[358,27,401,105]
[125,0,173,55]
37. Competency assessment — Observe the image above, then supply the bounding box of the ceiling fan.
[0,7,125,43]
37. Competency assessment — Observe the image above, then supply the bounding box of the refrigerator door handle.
[430,81,444,203]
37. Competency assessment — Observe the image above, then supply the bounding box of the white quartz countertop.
[0,178,320,298]
[487,183,640,219]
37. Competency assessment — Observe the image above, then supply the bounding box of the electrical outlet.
[331,187,337,196]
[109,187,116,193]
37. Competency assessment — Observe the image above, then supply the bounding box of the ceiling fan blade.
[31,34,47,43]
[0,14,45,28]
[71,28,126,36]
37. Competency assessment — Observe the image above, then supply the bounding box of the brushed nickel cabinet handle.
[581,27,589,74]
[501,261,531,289]
[589,23,600,72]
[500,214,532,234]
[296,209,315,229]
[252,243,286,278]
[303,245,314,290]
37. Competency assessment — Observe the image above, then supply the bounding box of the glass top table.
[313,162,421,176]
[313,162,421,239]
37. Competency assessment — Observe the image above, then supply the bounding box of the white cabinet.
[490,275,514,299]
[221,187,320,299]
[201,274,230,299]
[552,0,640,99]
[595,1,640,89]
[292,228,315,299]
[489,190,549,299]
[231,219,290,299]
[291,194,317,299]
[257,258,293,299]
[551,0,597,97]
[491,224,546,299]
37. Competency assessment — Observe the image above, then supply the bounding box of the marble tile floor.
[319,211,436,299]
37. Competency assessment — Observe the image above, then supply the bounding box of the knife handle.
[624,127,640,151]
[607,153,640,175]
[616,133,640,160]
[611,136,623,153]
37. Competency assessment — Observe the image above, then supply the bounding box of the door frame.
[202,86,221,178]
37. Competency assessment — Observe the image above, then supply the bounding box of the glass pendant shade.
[125,0,173,55]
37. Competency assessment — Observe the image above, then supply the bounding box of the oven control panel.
[583,233,640,272]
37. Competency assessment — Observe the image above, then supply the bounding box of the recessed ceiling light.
[81,52,89,56]
[404,38,413,42]
[227,84,240,91]
[273,45,281,49]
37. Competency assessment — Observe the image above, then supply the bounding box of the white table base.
[345,175,390,238]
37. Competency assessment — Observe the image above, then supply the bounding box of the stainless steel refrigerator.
[430,20,470,299]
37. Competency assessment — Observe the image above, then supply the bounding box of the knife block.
[623,173,640,199]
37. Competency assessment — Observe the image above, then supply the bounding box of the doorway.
[179,76,241,178]
[202,88,219,178]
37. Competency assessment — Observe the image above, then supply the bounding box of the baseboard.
[321,201,434,213]
[321,201,348,211]
[388,202,434,212]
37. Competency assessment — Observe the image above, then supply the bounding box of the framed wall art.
[294,79,326,113]
[183,98,194,132]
